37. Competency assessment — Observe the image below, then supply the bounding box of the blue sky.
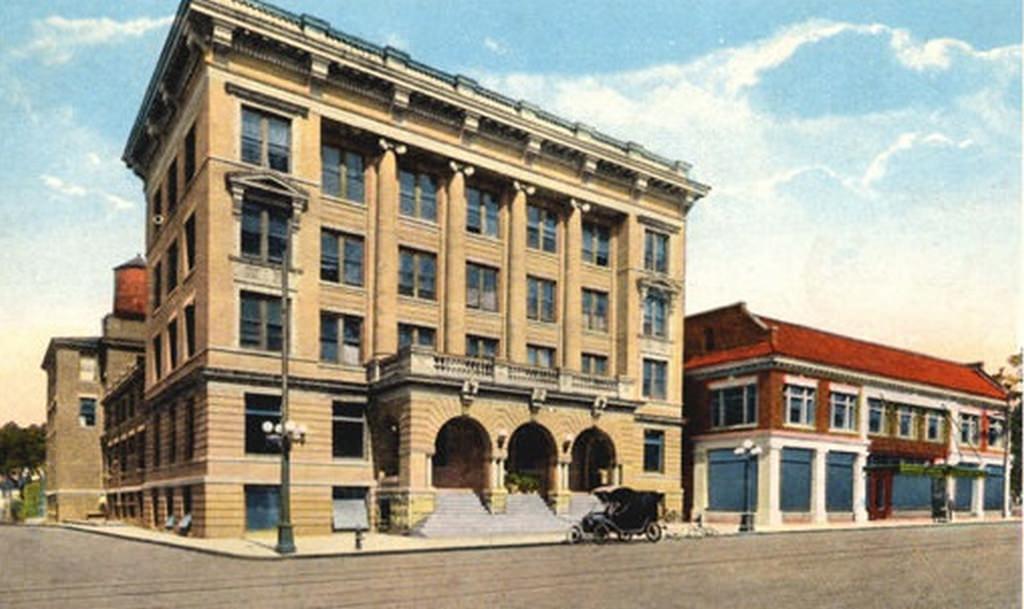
[0,0,1020,424]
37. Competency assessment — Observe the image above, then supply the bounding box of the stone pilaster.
[562,199,585,371]
[506,181,532,363]
[812,448,828,524]
[853,452,868,522]
[373,139,404,357]
[756,445,782,527]
[616,213,644,388]
[972,474,985,518]
[444,162,473,355]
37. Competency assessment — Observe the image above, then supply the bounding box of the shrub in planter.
[505,472,541,494]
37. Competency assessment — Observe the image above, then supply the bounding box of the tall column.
[506,181,532,363]
[756,445,782,527]
[857,390,869,440]
[853,452,868,522]
[812,448,828,524]
[444,162,473,355]
[616,214,644,388]
[972,474,985,518]
[692,448,708,518]
[373,139,405,357]
[562,199,585,371]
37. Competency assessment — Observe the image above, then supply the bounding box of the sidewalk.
[57,516,1020,560]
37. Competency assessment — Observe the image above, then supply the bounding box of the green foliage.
[1011,405,1021,501]
[504,471,541,494]
[0,422,46,480]
[16,480,42,520]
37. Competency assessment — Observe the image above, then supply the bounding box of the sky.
[0,1,1020,425]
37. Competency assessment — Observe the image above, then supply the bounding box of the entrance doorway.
[867,470,893,520]
[432,417,490,493]
[569,428,616,492]
[505,423,557,497]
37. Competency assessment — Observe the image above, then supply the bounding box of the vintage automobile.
[567,486,664,544]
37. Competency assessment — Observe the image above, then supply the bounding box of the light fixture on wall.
[497,428,508,449]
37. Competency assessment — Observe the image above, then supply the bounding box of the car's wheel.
[645,522,663,543]
[594,524,610,544]
[617,530,633,542]
[567,525,584,545]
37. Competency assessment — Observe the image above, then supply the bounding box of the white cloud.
[103,193,135,210]
[861,131,973,189]
[18,14,173,65]
[40,174,86,197]
[483,37,508,56]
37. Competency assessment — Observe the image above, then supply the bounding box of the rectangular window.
[321,145,365,203]
[988,418,1005,448]
[527,204,558,252]
[152,186,163,221]
[398,323,436,349]
[711,384,758,428]
[466,187,500,236]
[332,402,366,459]
[320,229,364,286]
[643,430,665,472]
[642,359,668,400]
[826,451,855,512]
[167,159,178,216]
[868,398,885,434]
[781,448,813,512]
[897,406,916,438]
[527,345,556,369]
[79,356,97,382]
[830,392,857,431]
[168,405,177,464]
[184,123,196,182]
[184,399,195,460]
[166,240,179,293]
[241,201,288,264]
[785,384,815,426]
[242,107,290,172]
[137,431,146,471]
[527,276,556,322]
[926,412,943,442]
[184,214,196,272]
[582,222,610,267]
[320,312,362,365]
[245,394,281,454]
[466,335,499,358]
[582,289,609,332]
[644,230,669,273]
[398,248,436,300]
[184,303,196,358]
[959,414,980,445]
[466,263,499,311]
[152,416,161,468]
[580,353,608,376]
[79,397,97,427]
[642,292,668,338]
[152,336,163,380]
[153,261,162,309]
[167,319,179,370]
[240,291,283,352]
[245,485,280,531]
[399,169,437,222]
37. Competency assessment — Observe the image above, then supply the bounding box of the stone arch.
[570,427,617,492]
[505,422,558,498]
[432,416,491,494]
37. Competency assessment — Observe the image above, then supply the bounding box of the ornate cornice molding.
[225,82,309,117]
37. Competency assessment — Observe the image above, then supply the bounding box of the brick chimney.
[113,255,147,319]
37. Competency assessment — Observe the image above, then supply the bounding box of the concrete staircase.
[412,490,571,538]
[565,493,603,523]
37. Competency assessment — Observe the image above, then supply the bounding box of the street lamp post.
[734,439,762,533]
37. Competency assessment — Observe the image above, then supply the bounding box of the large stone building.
[42,257,147,521]
[683,303,1010,527]
[121,0,709,537]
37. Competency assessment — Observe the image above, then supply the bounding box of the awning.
[864,463,986,479]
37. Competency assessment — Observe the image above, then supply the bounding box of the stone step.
[412,491,572,538]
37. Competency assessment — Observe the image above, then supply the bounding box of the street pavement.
[0,522,1019,609]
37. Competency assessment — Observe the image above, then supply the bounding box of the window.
[527,204,557,252]
[582,222,610,266]
[959,414,980,445]
[830,392,857,431]
[321,145,365,202]
[644,230,669,273]
[240,291,283,352]
[152,186,163,221]
[167,319,179,370]
[79,356,97,382]
[988,418,1005,448]
[166,241,179,293]
[527,345,556,369]
[466,263,499,311]
[152,336,163,380]
[398,323,435,349]
[153,261,162,309]
[167,159,178,216]
[137,431,145,471]
[897,406,916,438]
[320,229,364,286]
[185,399,195,460]
[466,335,499,358]
[785,384,815,426]
[711,384,758,428]
[643,292,668,338]
[152,416,161,467]
[868,398,885,434]
[184,123,196,182]
[242,107,290,172]
[241,201,289,264]
[582,289,608,332]
[926,411,943,442]
[643,430,664,472]
[332,402,366,459]
[184,304,196,358]
[320,312,362,365]
[466,186,500,236]
[79,398,97,427]
[642,359,667,399]
[245,485,280,530]
[399,169,437,221]
[398,248,437,300]
[168,405,177,464]
[184,214,196,272]
[245,394,281,454]
[581,353,608,376]
[527,276,556,322]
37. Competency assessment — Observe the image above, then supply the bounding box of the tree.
[0,422,46,487]
[993,352,1022,503]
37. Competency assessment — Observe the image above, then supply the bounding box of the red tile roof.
[686,313,1007,400]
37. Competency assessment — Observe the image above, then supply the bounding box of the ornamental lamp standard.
[733,439,762,533]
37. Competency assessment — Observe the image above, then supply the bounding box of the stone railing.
[368,347,635,399]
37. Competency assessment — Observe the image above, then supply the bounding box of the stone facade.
[121,0,708,538]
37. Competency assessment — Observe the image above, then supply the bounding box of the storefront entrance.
[505,423,557,497]
[867,470,892,520]
[432,417,490,493]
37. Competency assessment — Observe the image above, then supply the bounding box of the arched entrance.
[505,423,557,498]
[570,428,616,491]
[432,417,490,493]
